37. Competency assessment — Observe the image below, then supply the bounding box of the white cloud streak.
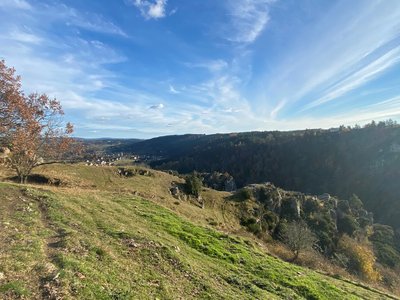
[6,28,42,44]
[303,46,400,111]
[2,0,400,138]
[226,0,272,44]
[270,99,286,119]
[0,1,261,138]
[132,0,167,20]
[0,0,31,10]
[184,59,228,73]
[169,85,179,94]
[252,0,400,119]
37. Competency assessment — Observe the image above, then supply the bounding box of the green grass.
[0,166,398,299]
[0,281,30,297]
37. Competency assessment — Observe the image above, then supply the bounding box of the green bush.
[349,194,363,210]
[306,213,336,254]
[337,200,351,213]
[240,217,261,235]
[337,214,359,236]
[370,224,400,268]
[303,198,320,215]
[238,188,252,200]
[185,172,203,197]
[262,211,279,231]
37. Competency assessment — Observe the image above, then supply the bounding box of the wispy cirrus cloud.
[2,0,400,138]
[184,59,228,73]
[270,99,286,119]
[49,3,127,36]
[303,46,400,111]
[252,0,400,121]
[0,1,134,134]
[168,85,179,94]
[0,0,31,10]
[0,2,127,37]
[298,95,400,130]
[225,0,273,44]
[5,28,42,44]
[67,13,127,37]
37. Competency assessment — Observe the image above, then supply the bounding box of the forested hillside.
[112,121,400,230]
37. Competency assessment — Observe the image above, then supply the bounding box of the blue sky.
[1,0,400,138]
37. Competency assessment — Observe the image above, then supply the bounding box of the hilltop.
[0,164,398,299]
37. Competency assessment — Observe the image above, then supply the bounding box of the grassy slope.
[0,165,398,299]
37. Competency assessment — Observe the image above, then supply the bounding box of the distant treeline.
[111,120,400,230]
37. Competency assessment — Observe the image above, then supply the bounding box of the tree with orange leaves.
[0,60,75,183]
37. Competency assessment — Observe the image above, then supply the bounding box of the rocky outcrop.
[224,177,237,192]
[202,172,237,192]
[235,182,376,254]
[117,167,154,178]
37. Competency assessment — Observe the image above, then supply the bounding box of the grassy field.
[0,164,398,299]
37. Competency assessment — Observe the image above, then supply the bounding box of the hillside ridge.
[0,164,398,299]
[102,124,400,231]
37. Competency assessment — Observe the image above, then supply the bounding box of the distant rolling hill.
[78,138,143,154]
[109,123,400,231]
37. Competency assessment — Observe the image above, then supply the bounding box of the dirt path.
[27,191,66,300]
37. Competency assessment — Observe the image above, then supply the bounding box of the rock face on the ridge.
[237,183,375,255]
[246,183,282,213]
[170,185,180,199]
[202,171,237,192]
[244,183,344,219]
[224,177,237,192]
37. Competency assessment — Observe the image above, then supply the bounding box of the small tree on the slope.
[337,235,381,282]
[349,194,363,210]
[185,172,203,197]
[281,220,318,262]
[0,60,74,183]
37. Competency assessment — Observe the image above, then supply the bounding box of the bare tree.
[254,205,270,232]
[280,220,318,262]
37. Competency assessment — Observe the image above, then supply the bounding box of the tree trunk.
[293,251,299,262]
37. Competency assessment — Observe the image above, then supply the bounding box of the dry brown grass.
[29,164,244,235]
[0,165,14,181]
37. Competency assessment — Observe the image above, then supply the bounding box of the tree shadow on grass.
[7,174,62,186]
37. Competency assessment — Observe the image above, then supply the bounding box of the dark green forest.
[110,121,400,231]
